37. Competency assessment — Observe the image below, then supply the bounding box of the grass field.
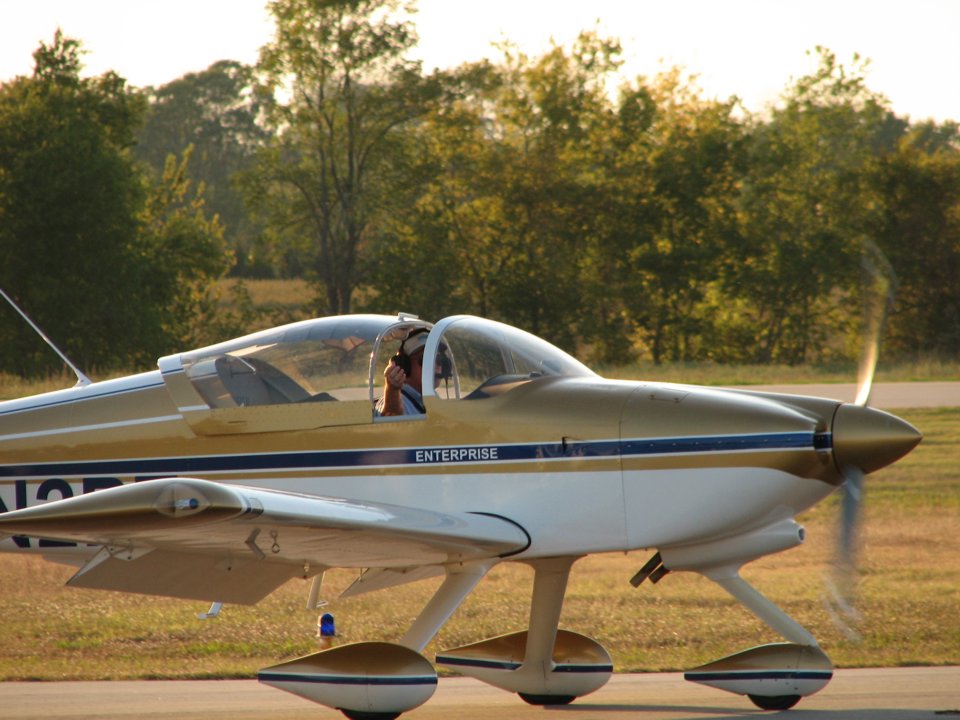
[0,406,956,680]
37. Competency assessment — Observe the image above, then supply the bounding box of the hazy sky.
[1,0,957,122]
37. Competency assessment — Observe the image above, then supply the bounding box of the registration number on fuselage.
[0,476,142,548]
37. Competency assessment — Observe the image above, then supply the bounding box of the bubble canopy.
[169,314,594,414]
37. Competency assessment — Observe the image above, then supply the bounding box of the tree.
[136,148,230,349]
[0,32,145,373]
[480,34,621,347]
[603,69,746,364]
[0,32,228,374]
[368,33,622,350]
[724,48,903,364]
[242,0,439,314]
[872,121,960,358]
[136,61,269,276]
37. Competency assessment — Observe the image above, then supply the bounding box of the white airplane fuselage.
[0,368,847,561]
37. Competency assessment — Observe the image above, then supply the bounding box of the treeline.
[3,0,959,375]
[0,32,228,374]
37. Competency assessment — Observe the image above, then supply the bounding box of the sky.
[1,0,958,122]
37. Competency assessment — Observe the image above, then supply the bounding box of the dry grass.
[235,278,313,308]
[0,407,956,680]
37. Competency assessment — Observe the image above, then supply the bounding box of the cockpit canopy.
[424,315,595,401]
[163,314,594,425]
[175,315,422,408]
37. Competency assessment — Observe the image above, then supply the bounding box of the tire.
[340,710,401,720]
[748,694,802,711]
[518,692,576,706]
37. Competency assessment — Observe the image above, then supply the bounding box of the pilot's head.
[398,329,451,392]
[400,330,428,358]
[398,330,429,393]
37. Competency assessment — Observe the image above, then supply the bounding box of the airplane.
[0,308,921,718]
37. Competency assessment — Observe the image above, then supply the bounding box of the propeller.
[824,240,897,639]
[852,241,896,408]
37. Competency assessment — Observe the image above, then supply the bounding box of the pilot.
[377,329,430,416]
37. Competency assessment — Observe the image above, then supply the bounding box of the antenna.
[0,288,92,387]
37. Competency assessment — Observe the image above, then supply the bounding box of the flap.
[69,546,305,604]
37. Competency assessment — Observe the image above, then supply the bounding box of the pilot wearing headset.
[377,329,432,416]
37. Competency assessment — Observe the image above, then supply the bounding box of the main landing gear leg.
[435,556,612,703]
[400,561,494,652]
[518,556,578,705]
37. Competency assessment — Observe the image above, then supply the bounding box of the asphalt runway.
[2,667,959,719]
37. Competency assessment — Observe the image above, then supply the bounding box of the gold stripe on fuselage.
[0,373,842,492]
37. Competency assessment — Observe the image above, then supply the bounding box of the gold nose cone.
[832,404,922,474]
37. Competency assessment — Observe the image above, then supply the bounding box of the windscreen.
[431,317,595,400]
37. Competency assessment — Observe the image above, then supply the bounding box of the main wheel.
[748,694,802,711]
[518,692,576,706]
[340,711,400,720]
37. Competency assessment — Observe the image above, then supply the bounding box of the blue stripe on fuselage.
[0,432,831,480]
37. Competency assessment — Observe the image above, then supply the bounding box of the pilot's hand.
[384,361,406,389]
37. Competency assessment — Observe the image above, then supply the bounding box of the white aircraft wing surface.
[0,478,529,603]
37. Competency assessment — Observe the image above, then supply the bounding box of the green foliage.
[136,60,270,277]
[135,148,231,349]
[0,32,146,373]
[722,49,904,365]
[0,32,229,374]
[872,121,960,358]
[609,70,747,364]
[366,33,623,351]
[241,0,440,314]
[363,43,960,368]
[8,16,960,370]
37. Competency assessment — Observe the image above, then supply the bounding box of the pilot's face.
[407,349,426,392]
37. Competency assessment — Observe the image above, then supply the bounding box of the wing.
[0,478,529,604]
